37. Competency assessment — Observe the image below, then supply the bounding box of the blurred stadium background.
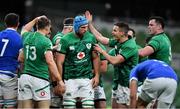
[0,0,180,108]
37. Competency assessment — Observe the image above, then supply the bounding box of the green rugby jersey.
[148,32,172,65]
[109,38,139,88]
[57,31,97,80]
[22,32,53,80]
[52,32,64,45]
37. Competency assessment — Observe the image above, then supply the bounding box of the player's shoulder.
[21,31,33,38]
[1,29,20,36]
[61,32,74,40]
[84,31,94,37]
[123,38,137,49]
[54,32,64,38]
[152,33,166,40]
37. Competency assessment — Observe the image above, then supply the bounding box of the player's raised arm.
[21,15,46,35]
[85,11,109,45]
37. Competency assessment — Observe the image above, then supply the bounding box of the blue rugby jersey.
[0,28,22,77]
[130,59,178,82]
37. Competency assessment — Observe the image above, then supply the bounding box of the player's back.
[22,32,52,80]
[0,28,22,73]
[130,60,178,82]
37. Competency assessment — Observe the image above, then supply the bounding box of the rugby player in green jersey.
[50,17,74,108]
[56,15,100,108]
[139,16,172,108]
[52,17,74,49]
[85,11,138,109]
[139,16,172,65]
[18,16,65,109]
[128,28,147,63]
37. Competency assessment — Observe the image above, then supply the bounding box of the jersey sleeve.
[108,48,116,56]
[129,66,139,82]
[52,33,62,45]
[148,38,160,52]
[99,43,106,60]
[43,38,53,53]
[120,46,137,60]
[57,37,68,54]
[91,34,97,44]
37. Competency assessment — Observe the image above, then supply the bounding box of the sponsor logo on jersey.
[86,43,92,49]
[77,52,85,59]
[69,46,75,50]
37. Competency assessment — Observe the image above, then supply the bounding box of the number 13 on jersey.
[25,45,37,61]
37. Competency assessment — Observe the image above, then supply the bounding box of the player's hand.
[93,44,104,54]
[85,10,93,23]
[35,15,47,23]
[52,45,58,50]
[53,80,66,96]
[37,15,47,19]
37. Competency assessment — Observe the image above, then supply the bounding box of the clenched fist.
[53,80,66,96]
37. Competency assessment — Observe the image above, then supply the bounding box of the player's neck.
[7,27,17,31]
[118,36,128,43]
[75,32,83,39]
[155,30,164,35]
[37,30,46,36]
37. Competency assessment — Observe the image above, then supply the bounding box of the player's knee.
[82,98,94,108]
[63,98,76,108]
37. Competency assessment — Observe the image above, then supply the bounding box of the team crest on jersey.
[118,49,122,54]
[86,43,92,49]
[77,52,85,59]
[69,46,75,50]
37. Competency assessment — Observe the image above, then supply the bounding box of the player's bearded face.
[78,24,88,35]
[148,19,159,35]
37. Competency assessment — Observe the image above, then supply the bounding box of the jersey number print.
[0,39,9,56]
[26,45,37,61]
